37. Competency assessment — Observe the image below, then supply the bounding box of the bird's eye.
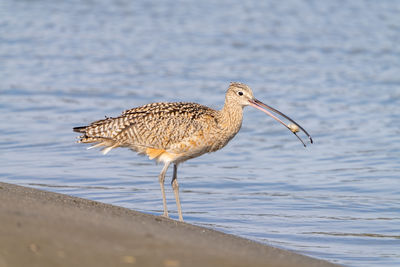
[238,91,243,96]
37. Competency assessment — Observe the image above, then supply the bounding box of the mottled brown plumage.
[74,82,312,221]
[76,102,227,160]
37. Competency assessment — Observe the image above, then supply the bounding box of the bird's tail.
[73,122,120,155]
[73,126,87,133]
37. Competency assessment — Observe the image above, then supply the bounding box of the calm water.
[1,0,399,266]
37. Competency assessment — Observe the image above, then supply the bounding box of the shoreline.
[0,182,339,267]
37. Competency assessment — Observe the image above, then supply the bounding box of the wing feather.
[74,102,218,154]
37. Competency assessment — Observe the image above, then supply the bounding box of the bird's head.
[225,82,255,107]
[226,82,313,147]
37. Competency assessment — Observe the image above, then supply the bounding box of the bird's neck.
[219,102,244,135]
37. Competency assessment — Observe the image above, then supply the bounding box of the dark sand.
[0,182,339,267]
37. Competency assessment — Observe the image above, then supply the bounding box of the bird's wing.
[116,102,218,150]
[76,102,218,154]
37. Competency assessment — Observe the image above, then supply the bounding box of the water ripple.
[1,0,400,266]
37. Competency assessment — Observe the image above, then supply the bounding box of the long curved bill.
[248,99,313,147]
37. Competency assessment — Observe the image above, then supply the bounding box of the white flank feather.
[101,146,114,155]
[87,143,104,150]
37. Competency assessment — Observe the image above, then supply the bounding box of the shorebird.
[74,82,312,221]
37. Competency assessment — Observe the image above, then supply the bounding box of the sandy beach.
[0,182,339,267]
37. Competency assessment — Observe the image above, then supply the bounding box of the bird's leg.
[159,161,171,218]
[171,164,184,222]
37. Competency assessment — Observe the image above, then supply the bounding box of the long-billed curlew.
[73,82,313,221]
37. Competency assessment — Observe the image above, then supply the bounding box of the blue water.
[1,0,400,266]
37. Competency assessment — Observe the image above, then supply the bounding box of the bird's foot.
[161,213,169,219]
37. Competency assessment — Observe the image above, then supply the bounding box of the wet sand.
[0,182,339,267]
